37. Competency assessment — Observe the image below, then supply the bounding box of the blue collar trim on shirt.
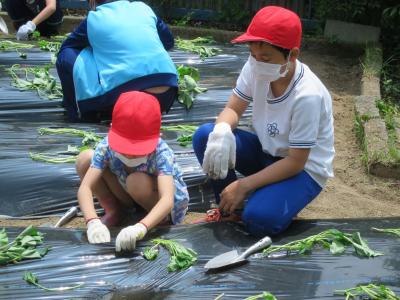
[266,63,304,104]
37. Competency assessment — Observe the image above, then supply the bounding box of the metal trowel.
[204,236,272,271]
[40,206,79,228]
[0,16,9,35]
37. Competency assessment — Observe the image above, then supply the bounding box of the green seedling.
[263,229,383,258]
[175,37,221,59]
[7,64,63,99]
[161,124,198,147]
[142,238,197,272]
[372,227,400,237]
[24,271,83,291]
[244,292,278,300]
[177,65,207,109]
[30,128,102,164]
[37,40,61,64]
[0,226,50,266]
[335,283,399,300]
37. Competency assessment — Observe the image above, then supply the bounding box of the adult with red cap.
[192,6,334,236]
[76,91,189,251]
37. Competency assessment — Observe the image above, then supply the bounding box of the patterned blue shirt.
[91,137,189,224]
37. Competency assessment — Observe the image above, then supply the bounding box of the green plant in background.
[142,238,197,272]
[31,30,41,40]
[376,99,400,162]
[38,40,61,64]
[372,227,400,237]
[173,12,193,26]
[0,39,34,58]
[7,64,63,99]
[362,45,382,78]
[0,226,50,266]
[244,292,278,300]
[354,113,370,167]
[161,124,198,147]
[176,64,207,109]
[30,128,102,164]
[335,284,399,300]
[23,271,83,291]
[214,0,251,30]
[175,37,221,59]
[30,125,197,163]
[263,229,383,258]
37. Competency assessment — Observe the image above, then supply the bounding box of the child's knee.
[242,204,292,237]
[75,149,94,178]
[126,172,153,198]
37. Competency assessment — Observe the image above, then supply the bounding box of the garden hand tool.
[204,236,272,270]
[0,16,9,35]
[40,206,79,228]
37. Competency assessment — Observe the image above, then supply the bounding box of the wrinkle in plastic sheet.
[0,219,399,299]
[0,44,250,217]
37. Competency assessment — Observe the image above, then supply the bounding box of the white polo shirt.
[233,57,334,187]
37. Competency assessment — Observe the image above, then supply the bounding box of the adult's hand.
[16,21,36,41]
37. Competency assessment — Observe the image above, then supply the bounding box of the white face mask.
[115,153,147,167]
[248,54,291,82]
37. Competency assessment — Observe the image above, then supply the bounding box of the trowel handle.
[239,236,272,259]
[54,206,79,228]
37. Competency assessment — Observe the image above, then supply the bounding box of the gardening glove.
[115,223,147,252]
[87,218,111,244]
[202,122,236,180]
[16,21,36,41]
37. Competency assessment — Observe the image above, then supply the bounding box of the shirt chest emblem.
[266,122,279,137]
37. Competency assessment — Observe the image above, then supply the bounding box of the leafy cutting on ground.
[161,124,198,147]
[7,64,63,99]
[335,284,400,300]
[175,37,222,59]
[244,292,278,300]
[30,128,102,164]
[37,40,61,64]
[23,271,83,291]
[0,39,34,58]
[263,229,383,258]
[30,126,197,163]
[142,238,197,272]
[0,226,50,266]
[177,65,207,109]
[372,227,400,237]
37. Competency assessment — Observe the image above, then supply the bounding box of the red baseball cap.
[108,91,161,156]
[231,6,302,49]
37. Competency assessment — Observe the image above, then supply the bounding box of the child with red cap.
[76,91,189,251]
[193,6,335,236]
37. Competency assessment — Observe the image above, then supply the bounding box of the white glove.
[115,223,147,252]
[16,21,36,41]
[202,122,236,179]
[87,218,111,244]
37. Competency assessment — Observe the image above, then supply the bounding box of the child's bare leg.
[76,150,132,226]
[125,172,159,212]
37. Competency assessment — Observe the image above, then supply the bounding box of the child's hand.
[115,223,147,252]
[87,219,111,244]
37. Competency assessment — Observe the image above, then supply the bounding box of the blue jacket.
[60,0,177,105]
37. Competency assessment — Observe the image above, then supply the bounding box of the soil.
[0,39,399,230]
